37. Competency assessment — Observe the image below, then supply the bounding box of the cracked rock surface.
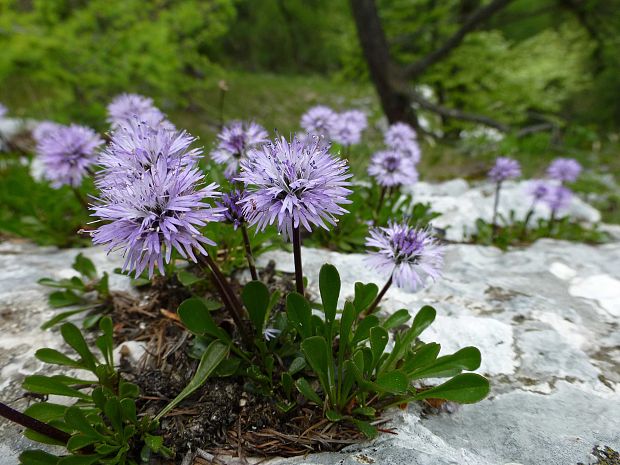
[1,233,619,464]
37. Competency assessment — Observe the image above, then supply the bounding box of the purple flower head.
[488,157,521,183]
[32,121,62,143]
[216,189,245,230]
[237,134,353,240]
[368,150,418,187]
[399,140,422,164]
[97,118,200,190]
[366,221,444,291]
[546,158,582,183]
[300,105,337,137]
[0,103,7,118]
[385,122,417,150]
[526,179,551,202]
[107,93,172,130]
[91,137,224,278]
[212,121,269,177]
[543,185,572,214]
[341,110,368,132]
[37,124,103,188]
[330,118,363,147]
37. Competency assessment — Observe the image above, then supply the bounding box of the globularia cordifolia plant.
[488,156,521,232]
[300,105,337,138]
[237,134,353,294]
[368,149,419,215]
[35,124,103,208]
[546,157,582,184]
[107,93,174,131]
[211,120,269,177]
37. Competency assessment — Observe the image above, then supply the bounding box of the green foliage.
[0,0,236,124]
[19,317,172,464]
[0,159,91,247]
[177,265,490,437]
[38,253,112,329]
[471,212,609,250]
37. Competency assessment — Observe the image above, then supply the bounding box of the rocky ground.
[0,186,619,464]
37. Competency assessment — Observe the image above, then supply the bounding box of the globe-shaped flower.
[97,118,199,190]
[216,189,245,230]
[399,140,422,164]
[237,135,353,239]
[526,180,551,201]
[0,103,7,118]
[37,124,103,188]
[211,121,268,177]
[330,119,363,147]
[488,157,521,182]
[341,110,368,132]
[300,105,337,137]
[366,221,444,291]
[384,122,416,150]
[368,150,418,187]
[107,93,172,130]
[32,121,62,143]
[543,185,572,214]
[91,128,224,277]
[546,158,581,183]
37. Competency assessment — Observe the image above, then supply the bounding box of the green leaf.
[383,309,411,330]
[94,273,109,298]
[144,433,164,452]
[352,419,378,438]
[19,450,60,465]
[64,406,105,439]
[96,316,114,367]
[286,292,313,339]
[73,253,97,280]
[288,357,306,375]
[326,410,343,421]
[177,269,203,286]
[41,308,90,330]
[352,406,376,417]
[66,434,97,452]
[178,298,230,342]
[119,380,140,399]
[104,397,122,432]
[242,280,270,335]
[49,290,83,308]
[351,315,379,345]
[401,342,441,373]
[295,378,323,406]
[82,313,102,330]
[60,323,98,372]
[319,264,340,323]
[281,372,293,398]
[339,301,355,348]
[35,349,81,368]
[22,375,90,400]
[375,371,408,394]
[409,347,482,379]
[369,326,389,369]
[38,277,85,291]
[24,402,68,423]
[301,336,331,398]
[410,305,437,340]
[412,373,490,404]
[155,341,228,421]
[120,398,137,423]
[353,282,378,314]
[23,428,67,446]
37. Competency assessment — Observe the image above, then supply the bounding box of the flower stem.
[0,401,71,445]
[491,181,502,238]
[71,187,89,212]
[240,224,259,281]
[198,253,253,347]
[363,275,393,318]
[375,185,387,219]
[292,226,304,295]
[521,200,537,240]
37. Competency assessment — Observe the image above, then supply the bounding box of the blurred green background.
[1,0,619,238]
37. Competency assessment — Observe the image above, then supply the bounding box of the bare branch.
[409,89,510,131]
[404,0,514,78]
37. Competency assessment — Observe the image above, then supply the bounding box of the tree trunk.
[349,0,417,126]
